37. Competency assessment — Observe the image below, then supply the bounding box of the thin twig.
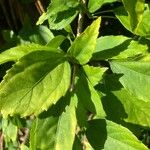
[35,0,45,15]
[77,0,87,36]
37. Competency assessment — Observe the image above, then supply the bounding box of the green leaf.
[115,5,150,37]
[101,74,150,127]
[110,61,150,102]
[30,94,77,150]
[2,118,18,142]
[0,43,57,65]
[92,35,148,60]
[37,0,79,30]
[88,0,117,13]
[47,9,78,30]
[122,0,145,31]
[19,25,54,44]
[68,18,101,64]
[76,68,106,118]
[0,51,71,117]
[46,35,66,48]
[86,119,149,150]
[83,65,107,86]
[113,88,150,127]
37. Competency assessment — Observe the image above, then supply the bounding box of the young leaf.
[86,119,149,150]
[88,0,117,13]
[68,18,101,64]
[110,61,150,102]
[0,51,71,117]
[122,0,145,31]
[92,35,148,60]
[30,94,77,150]
[0,44,58,65]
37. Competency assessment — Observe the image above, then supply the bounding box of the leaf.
[68,18,101,64]
[122,0,145,31]
[2,118,18,142]
[46,35,66,48]
[83,65,107,86]
[115,5,150,37]
[88,0,117,13]
[0,43,57,65]
[86,119,149,150]
[37,0,79,29]
[19,25,54,44]
[76,68,106,118]
[110,61,150,102]
[30,94,77,150]
[113,88,150,127]
[100,74,150,127]
[47,9,79,30]
[92,35,148,60]
[0,51,71,117]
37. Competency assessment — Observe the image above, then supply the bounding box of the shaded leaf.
[122,0,145,31]
[68,18,101,64]
[30,94,77,150]
[19,25,54,45]
[46,35,66,48]
[115,5,150,37]
[88,0,117,13]
[83,65,107,86]
[86,119,149,150]
[92,35,148,60]
[100,74,150,127]
[37,0,79,30]
[0,51,71,117]
[76,68,106,118]
[110,61,150,102]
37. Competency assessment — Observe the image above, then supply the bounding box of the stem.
[94,9,114,15]
[35,0,45,15]
[69,0,87,92]
[77,0,87,36]
[70,64,78,92]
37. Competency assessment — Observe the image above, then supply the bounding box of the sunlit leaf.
[68,18,101,64]
[0,51,71,117]
[0,44,58,65]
